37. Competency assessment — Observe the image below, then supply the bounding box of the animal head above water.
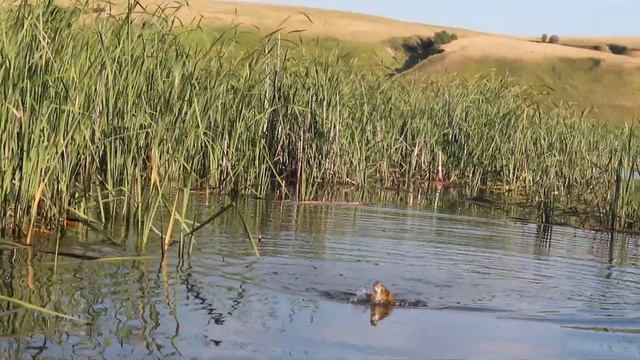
[370,281,396,305]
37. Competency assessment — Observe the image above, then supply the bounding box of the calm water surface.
[1,196,640,359]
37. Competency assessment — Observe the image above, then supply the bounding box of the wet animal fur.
[369,281,396,305]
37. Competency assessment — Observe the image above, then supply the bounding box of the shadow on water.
[1,191,640,358]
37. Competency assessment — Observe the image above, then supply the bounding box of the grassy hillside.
[408,58,640,125]
[102,0,481,41]
[405,37,640,125]
[563,36,640,51]
[55,0,640,124]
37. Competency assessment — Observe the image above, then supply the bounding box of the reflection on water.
[1,193,640,358]
[369,304,394,326]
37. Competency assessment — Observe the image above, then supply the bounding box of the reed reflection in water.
[0,195,639,358]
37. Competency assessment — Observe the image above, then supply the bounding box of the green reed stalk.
[0,0,638,243]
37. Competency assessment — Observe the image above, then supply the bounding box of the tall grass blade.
[0,294,89,323]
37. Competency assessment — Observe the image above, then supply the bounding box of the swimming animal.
[369,281,396,305]
[367,281,396,326]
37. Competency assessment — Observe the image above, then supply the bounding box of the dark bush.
[608,44,630,55]
[433,30,458,45]
[541,34,548,43]
[549,34,560,44]
[393,36,444,74]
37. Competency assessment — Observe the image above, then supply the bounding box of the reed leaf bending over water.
[0,1,639,238]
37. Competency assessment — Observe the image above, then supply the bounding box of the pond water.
[1,195,640,359]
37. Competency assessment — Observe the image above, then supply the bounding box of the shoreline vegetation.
[1,1,640,248]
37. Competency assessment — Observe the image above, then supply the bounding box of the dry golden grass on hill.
[563,36,640,49]
[563,37,640,58]
[429,36,640,70]
[525,36,640,58]
[406,37,640,125]
[91,1,640,66]
[79,0,479,42]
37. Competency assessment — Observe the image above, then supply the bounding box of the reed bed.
[1,1,639,240]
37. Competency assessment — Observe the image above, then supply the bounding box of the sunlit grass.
[0,0,639,245]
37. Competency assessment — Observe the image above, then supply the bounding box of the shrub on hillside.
[433,30,458,45]
[549,34,560,44]
[608,44,630,55]
[541,33,548,43]
[393,36,444,74]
